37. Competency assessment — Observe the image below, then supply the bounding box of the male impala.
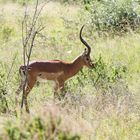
[16,25,93,113]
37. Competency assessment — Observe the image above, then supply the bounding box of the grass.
[0,1,140,140]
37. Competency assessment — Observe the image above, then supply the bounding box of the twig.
[20,0,46,112]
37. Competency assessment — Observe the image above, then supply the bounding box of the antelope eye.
[86,58,89,61]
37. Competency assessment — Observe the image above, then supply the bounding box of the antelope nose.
[91,62,95,68]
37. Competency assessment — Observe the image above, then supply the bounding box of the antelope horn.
[80,25,91,56]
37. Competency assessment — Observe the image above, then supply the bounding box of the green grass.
[0,1,140,140]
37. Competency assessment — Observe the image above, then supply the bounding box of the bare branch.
[20,0,46,112]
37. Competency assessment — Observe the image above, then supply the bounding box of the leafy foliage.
[0,25,14,42]
[87,0,140,33]
[68,55,127,92]
[4,115,80,140]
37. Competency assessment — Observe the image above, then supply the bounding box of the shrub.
[0,25,14,42]
[87,55,127,90]
[87,0,140,33]
[4,115,80,140]
[70,55,127,91]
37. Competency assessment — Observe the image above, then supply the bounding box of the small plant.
[17,0,32,6]
[5,122,21,140]
[4,115,80,140]
[0,64,9,114]
[0,25,14,42]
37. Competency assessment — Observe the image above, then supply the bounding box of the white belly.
[37,71,64,82]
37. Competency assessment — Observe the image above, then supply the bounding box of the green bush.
[88,55,127,90]
[87,0,140,33]
[4,116,80,140]
[71,55,127,90]
[0,25,14,42]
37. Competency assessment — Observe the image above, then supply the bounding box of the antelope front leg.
[59,82,65,99]
[54,80,65,101]
[54,81,59,100]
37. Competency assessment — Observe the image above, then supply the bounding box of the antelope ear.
[84,48,88,54]
[82,49,87,56]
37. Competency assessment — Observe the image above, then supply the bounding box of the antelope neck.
[67,56,84,77]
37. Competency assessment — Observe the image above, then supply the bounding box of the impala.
[16,25,93,113]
